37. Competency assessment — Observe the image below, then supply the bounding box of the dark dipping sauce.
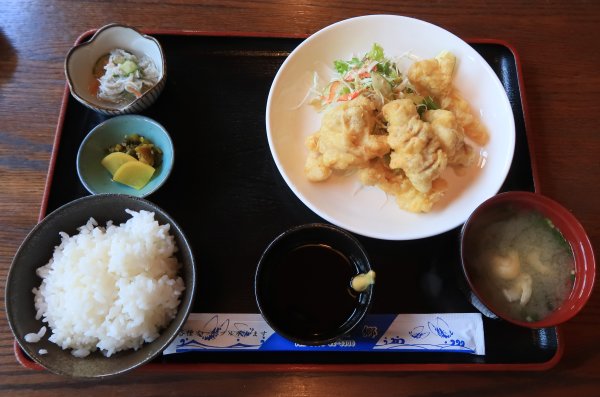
[261,244,360,341]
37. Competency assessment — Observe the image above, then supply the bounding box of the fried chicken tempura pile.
[304,51,488,213]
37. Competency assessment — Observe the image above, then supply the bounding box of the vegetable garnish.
[311,43,411,111]
[416,96,440,117]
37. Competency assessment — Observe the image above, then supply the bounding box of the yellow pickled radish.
[112,161,155,190]
[101,152,138,176]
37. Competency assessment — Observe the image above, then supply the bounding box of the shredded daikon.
[97,49,159,104]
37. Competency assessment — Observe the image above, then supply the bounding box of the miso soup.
[467,206,575,323]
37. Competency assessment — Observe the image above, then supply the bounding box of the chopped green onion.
[416,96,440,118]
[422,96,440,110]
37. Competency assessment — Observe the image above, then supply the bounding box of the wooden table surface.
[1,1,598,395]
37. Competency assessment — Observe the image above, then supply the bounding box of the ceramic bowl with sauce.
[255,223,374,345]
[65,23,166,115]
[76,115,174,198]
[460,191,595,329]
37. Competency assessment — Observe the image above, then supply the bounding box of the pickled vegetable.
[101,152,137,176]
[107,134,162,167]
[112,161,155,190]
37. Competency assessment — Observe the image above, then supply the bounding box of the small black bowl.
[255,223,374,345]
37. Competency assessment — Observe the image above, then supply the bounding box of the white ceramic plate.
[266,15,515,240]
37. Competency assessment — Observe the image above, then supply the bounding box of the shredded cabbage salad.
[310,43,438,115]
[96,49,159,104]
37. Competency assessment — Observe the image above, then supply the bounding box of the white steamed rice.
[24,326,46,343]
[32,209,185,358]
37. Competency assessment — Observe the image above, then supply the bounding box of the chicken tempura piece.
[440,92,489,146]
[383,99,447,193]
[407,51,456,99]
[408,51,489,146]
[304,96,389,182]
[423,109,476,167]
[359,158,447,213]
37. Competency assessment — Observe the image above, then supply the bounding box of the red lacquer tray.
[15,30,562,372]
